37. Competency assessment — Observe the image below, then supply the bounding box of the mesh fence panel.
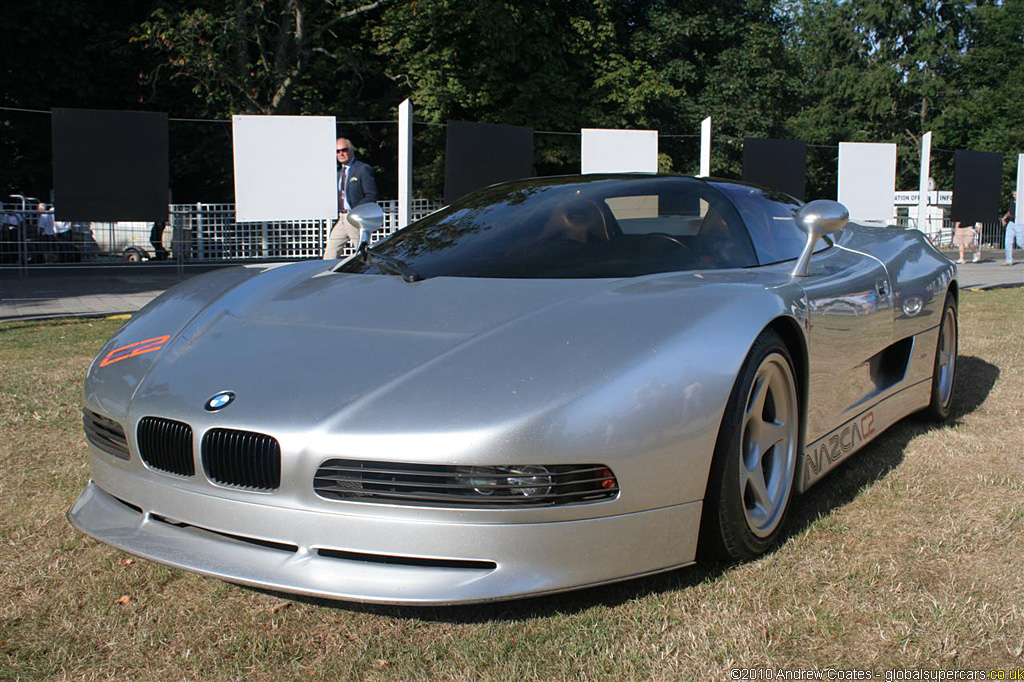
[0,199,442,265]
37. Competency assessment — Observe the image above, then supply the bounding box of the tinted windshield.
[339,176,758,279]
[710,181,825,264]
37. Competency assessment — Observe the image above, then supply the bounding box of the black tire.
[918,293,958,422]
[124,248,145,262]
[700,329,800,561]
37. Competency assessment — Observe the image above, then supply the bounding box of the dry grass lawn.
[1,288,1022,680]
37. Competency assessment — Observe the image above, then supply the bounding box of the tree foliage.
[2,0,1021,203]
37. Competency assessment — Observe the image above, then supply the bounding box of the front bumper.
[69,459,701,605]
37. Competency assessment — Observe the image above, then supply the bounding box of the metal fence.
[2,197,1012,269]
[896,217,1008,250]
[0,198,442,267]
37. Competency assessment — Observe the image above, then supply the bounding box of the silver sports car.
[69,175,958,604]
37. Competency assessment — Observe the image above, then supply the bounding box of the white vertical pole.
[1016,154,1023,224]
[699,117,712,177]
[918,131,932,233]
[197,202,205,261]
[398,98,413,230]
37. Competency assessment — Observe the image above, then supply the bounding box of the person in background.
[952,220,981,264]
[1001,190,1021,266]
[149,219,169,261]
[36,202,56,262]
[0,209,22,264]
[323,137,378,260]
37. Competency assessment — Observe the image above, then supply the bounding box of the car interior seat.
[540,198,613,243]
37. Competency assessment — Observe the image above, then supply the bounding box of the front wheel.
[918,293,958,421]
[700,329,800,561]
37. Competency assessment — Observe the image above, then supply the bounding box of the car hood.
[93,263,796,451]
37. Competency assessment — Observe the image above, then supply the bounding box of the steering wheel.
[647,233,694,259]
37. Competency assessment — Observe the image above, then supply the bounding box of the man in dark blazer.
[323,137,379,259]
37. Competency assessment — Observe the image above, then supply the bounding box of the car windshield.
[338,176,759,279]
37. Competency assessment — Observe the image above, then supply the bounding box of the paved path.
[0,264,225,321]
[1,254,1021,321]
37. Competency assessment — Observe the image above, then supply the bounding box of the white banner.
[581,128,658,174]
[838,142,898,222]
[232,115,337,222]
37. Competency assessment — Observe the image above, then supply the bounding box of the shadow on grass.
[252,355,999,623]
[781,354,998,548]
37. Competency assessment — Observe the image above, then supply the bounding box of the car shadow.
[254,355,999,623]
[776,354,997,556]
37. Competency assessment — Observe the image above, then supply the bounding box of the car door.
[711,182,895,442]
[799,243,894,442]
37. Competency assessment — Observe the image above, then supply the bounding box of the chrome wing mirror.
[347,202,385,251]
[792,200,849,277]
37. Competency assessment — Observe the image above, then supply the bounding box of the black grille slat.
[137,417,194,476]
[314,459,618,508]
[202,428,280,490]
[83,410,130,460]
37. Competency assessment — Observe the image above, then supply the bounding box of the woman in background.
[952,220,982,264]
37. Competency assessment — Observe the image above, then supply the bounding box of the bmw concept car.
[69,175,958,604]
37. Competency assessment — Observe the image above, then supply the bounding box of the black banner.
[742,138,807,200]
[444,121,533,204]
[52,108,169,221]
[952,150,1003,224]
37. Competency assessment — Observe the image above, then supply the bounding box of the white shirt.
[38,212,55,236]
[338,164,351,211]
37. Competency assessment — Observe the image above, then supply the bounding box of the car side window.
[713,184,827,265]
[606,195,703,237]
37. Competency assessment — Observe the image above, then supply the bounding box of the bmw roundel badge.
[204,391,235,411]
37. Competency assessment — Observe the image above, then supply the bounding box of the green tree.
[134,0,389,116]
[788,0,970,197]
[372,0,624,193]
[934,0,1024,200]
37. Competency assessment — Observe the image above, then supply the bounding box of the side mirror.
[792,200,849,277]
[347,202,385,251]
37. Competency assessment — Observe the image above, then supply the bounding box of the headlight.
[463,465,551,497]
[506,465,553,498]
[315,460,619,507]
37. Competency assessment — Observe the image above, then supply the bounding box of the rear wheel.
[918,293,958,421]
[701,329,800,561]
[123,247,145,262]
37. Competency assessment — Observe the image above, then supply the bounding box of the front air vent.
[201,428,281,490]
[313,460,619,508]
[137,417,194,476]
[316,548,496,570]
[82,409,129,460]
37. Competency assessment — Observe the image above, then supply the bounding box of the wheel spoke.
[743,457,770,511]
[746,374,769,421]
[760,421,789,454]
